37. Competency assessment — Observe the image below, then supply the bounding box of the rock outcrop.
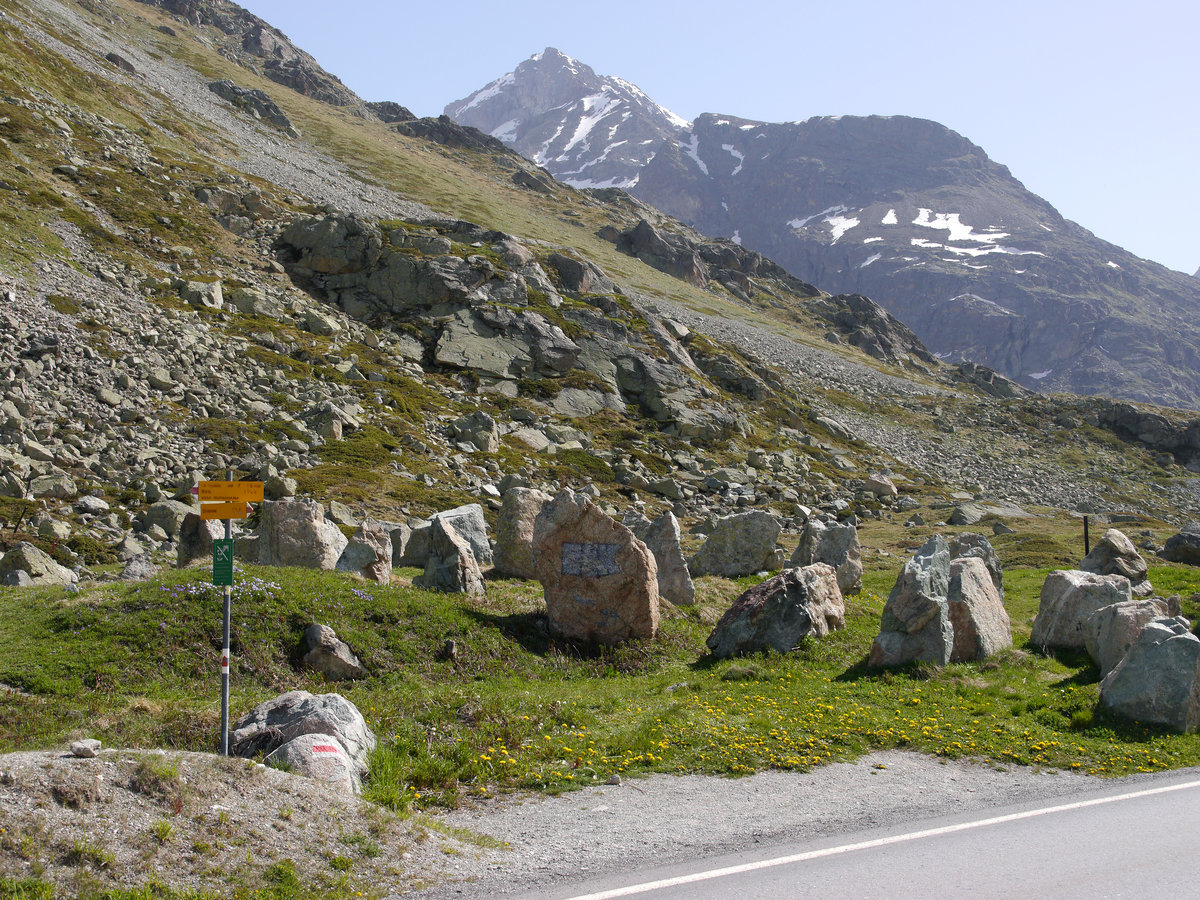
[789,519,862,596]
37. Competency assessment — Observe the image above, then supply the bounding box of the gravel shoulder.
[411,749,1170,898]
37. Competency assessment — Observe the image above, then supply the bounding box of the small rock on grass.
[70,739,102,758]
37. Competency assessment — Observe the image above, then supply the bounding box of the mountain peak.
[446,50,686,190]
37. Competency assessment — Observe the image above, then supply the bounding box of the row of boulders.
[1028,528,1199,732]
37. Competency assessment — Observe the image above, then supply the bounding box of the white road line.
[563,778,1200,900]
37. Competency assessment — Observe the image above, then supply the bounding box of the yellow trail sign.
[200,501,248,520]
[198,481,264,503]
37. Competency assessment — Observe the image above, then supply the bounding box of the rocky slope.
[447,56,1200,409]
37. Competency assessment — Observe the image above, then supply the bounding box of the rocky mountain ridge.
[447,53,1200,410]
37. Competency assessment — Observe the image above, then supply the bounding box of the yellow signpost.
[198,481,264,503]
[199,501,248,520]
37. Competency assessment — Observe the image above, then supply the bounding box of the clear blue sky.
[237,0,1199,275]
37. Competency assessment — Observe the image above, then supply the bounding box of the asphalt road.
[524,770,1200,899]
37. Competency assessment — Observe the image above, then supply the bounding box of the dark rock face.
[208,80,299,137]
[1162,523,1200,566]
[366,101,416,124]
[392,115,508,153]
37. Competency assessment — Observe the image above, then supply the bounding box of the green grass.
[5,558,1200,811]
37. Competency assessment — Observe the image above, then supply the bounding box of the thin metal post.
[220,469,232,756]
[1083,515,1090,557]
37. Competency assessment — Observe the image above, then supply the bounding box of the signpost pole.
[220,469,232,756]
[199,474,260,757]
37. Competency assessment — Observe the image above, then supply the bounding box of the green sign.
[212,539,235,586]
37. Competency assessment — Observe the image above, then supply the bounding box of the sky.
[236,0,1199,275]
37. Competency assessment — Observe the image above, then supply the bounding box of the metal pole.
[1083,515,1090,557]
[220,469,232,756]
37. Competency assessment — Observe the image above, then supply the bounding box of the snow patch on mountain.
[681,133,709,175]
[882,209,898,225]
[459,73,515,113]
[787,205,850,230]
[912,209,1008,243]
[860,253,882,268]
[722,144,745,176]
[827,214,860,243]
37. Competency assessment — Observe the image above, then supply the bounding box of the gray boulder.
[231,690,375,783]
[1031,570,1132,650]
[948,532,1004,597]
[432,504,492,568]
[688,510,782,578]
[142,499,196,540]
[450,410,500,453]
[301,623,367,681]
[493,487,552,579]
[1081,528,1152,596]
[869,535,953,668]
[258,498,349,570]
[120,553,160,581]
[413,518,486,597]
[1099,618,1200,733]
[0,542,77,586]
[706,563,844,658]
[1161,523,1200,565]
[264,732,359,794]
[628,511,695,606]
[177,513,225,568]
[1084,598,1171,677]
[336,519,392,583]
[947,557,1011,662]
[789,519,862,596]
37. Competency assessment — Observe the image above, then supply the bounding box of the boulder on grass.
[413,518,486,597]
[301,623,367,681]
[533,489,658,644]
[1031,570,1132,650]
[947,557,1011,662]
[688,510,782,578]
[706,563,844,658]
[626,510,695,606]
[1084,597,1171,677]
[869,535,952,668]
[1099,617,1200,733]
[177,513,225,568]
[230,690,375,781]
[336,518,392,583]
[493,487,552,579]
[1161,523,1200,566]
[789,518,862,596]
[1081,528,1152,596]
[258,498,348,570]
